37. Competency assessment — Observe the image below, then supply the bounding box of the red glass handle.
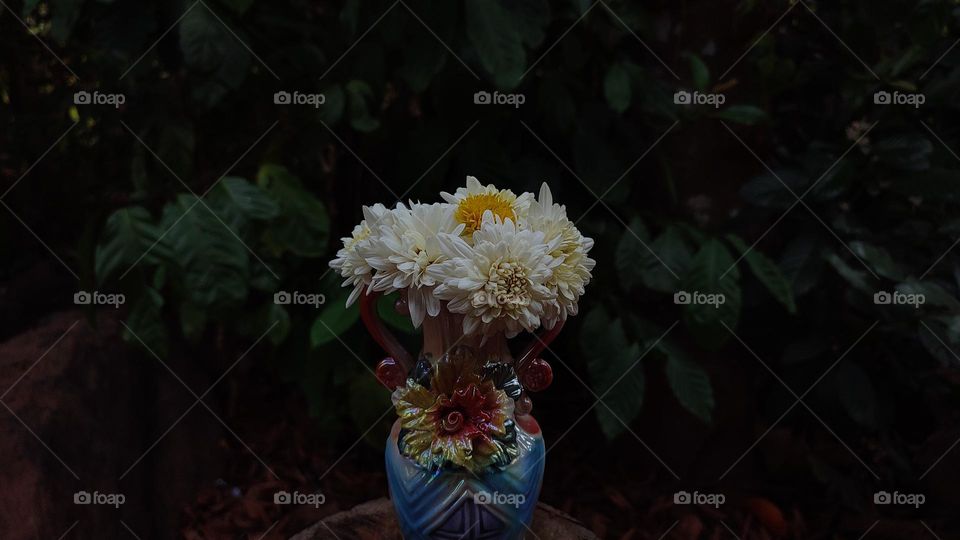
[359,290,414,373]
[517,320,564,367]
[514,320,563,393]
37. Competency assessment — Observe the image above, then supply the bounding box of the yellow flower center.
[455,193,515,236]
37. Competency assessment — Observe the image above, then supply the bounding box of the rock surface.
[0,309,221,539]
[290,498,598,540]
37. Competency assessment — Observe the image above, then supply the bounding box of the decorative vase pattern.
[385,420,545,539]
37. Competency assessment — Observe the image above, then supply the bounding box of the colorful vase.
[360,292,559,540]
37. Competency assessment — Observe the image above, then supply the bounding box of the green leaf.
[507,0,551,48]
[210,177,280,221]
[162,194,250,307]
[310,294,360,347]
[49,0,83,45]
[179,301,207,342]
[849,241,904,281]
[397,33,448,93]
[680,239,742,348]
[898,281,960,311]
[180,6,232,73]
[157,121,196,182]
[665,353,714,423]
[179,5,251,105]
[345,80,380,133]
[339,0,360,37]
[266,303,291,345]
[727,235,797,313]
[123,288,168,358]
[465,0,526,89]
[258,164,330,257]
[581,307,643,440]
[686,54,710,91]
[712,105,767,125]
[640,226,695,293]
[318,85,346,125]
[95,206,172,284]
[615,217,651,290]
[604,63,632,113]
[21,0,41,17]
[218,0,254,15]
[825,252,873,294]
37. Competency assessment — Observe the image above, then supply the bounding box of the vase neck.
[419,308,512,364]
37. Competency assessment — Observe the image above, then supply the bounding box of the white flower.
[328,203,392,306]
[525,183,595,328]
[441,176,533,238]
[429,212,559,338]
[360,202,464,326]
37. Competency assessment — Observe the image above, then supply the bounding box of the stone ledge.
[290,497,597,539]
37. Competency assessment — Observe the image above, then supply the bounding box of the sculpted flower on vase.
[393,348,517,472]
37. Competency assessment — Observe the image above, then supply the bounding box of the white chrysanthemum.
[328,203,393,306]
[525,183,595,328]
[360,202,464,326]
[429,212,559,338]
[441,176,533,238]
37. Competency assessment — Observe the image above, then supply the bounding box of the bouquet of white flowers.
[329,177,595,338]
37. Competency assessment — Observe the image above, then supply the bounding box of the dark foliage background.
[2,0,960,537]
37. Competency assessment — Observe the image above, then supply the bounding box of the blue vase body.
[385,420,545,539]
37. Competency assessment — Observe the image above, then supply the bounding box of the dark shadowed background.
[2,0,960,538]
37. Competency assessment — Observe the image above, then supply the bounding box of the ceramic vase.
[360,292,559,540]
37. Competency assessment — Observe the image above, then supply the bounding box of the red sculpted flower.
[393,348,516,472]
